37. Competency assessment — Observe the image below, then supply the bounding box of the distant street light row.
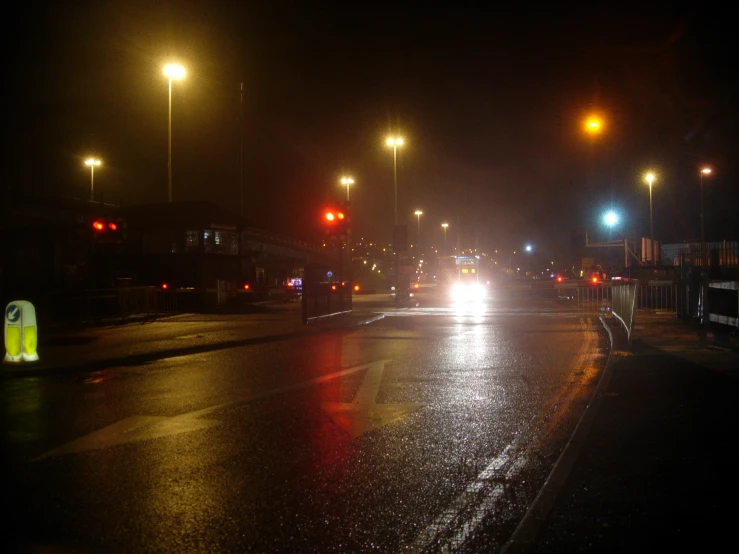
[83,63,186,203]
[583,114,715,246]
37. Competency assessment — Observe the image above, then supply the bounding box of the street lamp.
[525,244,533,253]
[164,63,185,203]
[341,176,354,202]
[84,158,101,201]
[441,223,449,255]
[386,136,404,225]
[644,172,656,245]
[414,210,423,247]
[700,168,711,248]
[584,115,603,135]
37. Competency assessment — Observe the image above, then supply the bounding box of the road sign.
[6,304,20,323]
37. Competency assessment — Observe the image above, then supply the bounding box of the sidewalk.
[527,313,739,552]
[2,303,385,378]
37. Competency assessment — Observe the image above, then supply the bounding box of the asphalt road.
[2,290,608,553]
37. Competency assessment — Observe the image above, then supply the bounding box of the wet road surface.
[3,292,607,552]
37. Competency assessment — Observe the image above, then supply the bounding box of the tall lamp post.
[164,63,185,203]
[700,168,711,250]
[441,223,449,255]
[341,176,354,202]
[414,210,423,247]
[386,137,404,225]
[386,136,404,292]
[84,158,101,201]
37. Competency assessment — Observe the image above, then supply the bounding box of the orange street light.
[164,63,186,202]
[84,158,101,201]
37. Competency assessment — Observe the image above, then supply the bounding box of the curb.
[501,316,624,553]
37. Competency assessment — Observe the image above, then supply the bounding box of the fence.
[634,282,682,312]
[678,241,739,268]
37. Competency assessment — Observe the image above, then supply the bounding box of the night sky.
[6,1,738,252]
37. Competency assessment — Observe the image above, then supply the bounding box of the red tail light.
[162,283,169,290]
[354,285,360,291]
[244,284,250,290]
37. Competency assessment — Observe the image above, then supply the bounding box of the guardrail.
[706,281,739,329]
[301,282,352,324]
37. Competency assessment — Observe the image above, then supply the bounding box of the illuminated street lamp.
[603,211,618,227]
[584,115,603,136]
[84,158,101,201]
[441,222,449,254]
[644,172,656,243]
[700,167,711,247]
[386,136,404,225]
[164,63,186,203]
[525,244,533,253]
[414,210,423,246]
[340,176,354,202]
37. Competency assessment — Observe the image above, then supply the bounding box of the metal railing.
[301,282,352,324]
[118,286,178,319]
[46,286,178,323]
[612,281,638,345]
[634,282,681,312]
[555,283,612,315]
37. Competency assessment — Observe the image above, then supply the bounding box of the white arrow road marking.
[322,360,425,439]
[34,361,392,461]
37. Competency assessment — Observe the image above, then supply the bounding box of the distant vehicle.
[449,256,487,302]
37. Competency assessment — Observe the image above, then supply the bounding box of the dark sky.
[6,1,739,251]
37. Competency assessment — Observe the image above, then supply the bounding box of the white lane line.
[405,323,599,552]
[404,444,518,553]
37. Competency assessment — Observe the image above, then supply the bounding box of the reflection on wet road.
[3,296,606,552]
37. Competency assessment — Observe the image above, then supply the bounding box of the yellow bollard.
[4,301,40,364]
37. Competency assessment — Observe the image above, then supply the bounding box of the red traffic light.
[556,276,563,283]
[162,283,169,290]
[92,220,105,231]
[331,284,337,291]
[244,284,250,290]
[354,284,360,291]
[108,222,118,231]
[591,276,599,283]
